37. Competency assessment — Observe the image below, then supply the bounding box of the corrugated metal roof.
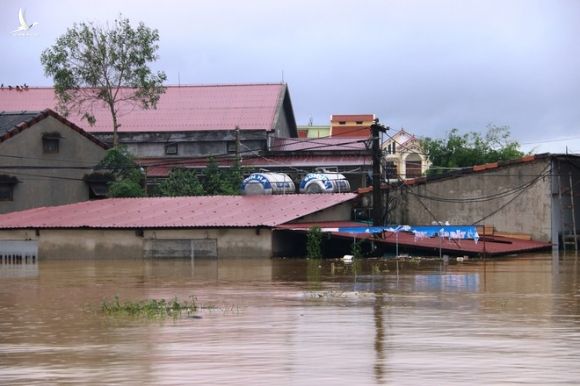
[278,225,551,256]
[0,194,357,229]
[271,137,368,151]
[0,84,286,133]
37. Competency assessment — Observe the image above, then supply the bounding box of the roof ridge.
[1,83,286,90]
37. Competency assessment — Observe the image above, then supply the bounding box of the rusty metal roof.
[331,114,375,122]
[0,84,287,133]
[278,224,551,256]
[271,137,368,152]
[0,194,357,229]
[142,154,371,177]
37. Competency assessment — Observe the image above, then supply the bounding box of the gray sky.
[1,0,579,153]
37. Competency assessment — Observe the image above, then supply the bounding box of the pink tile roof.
[0,194,357,229]
[0,84,286,133]
[271,137,368,151]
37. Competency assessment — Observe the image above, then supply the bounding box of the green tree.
[220,158,245,195]
[157,168,204,196]
[421,125,524,176]
[96,147,145,197]
[202,156,223,195]
[40,15,167,147]
[306,226,323,259]
[199,156,244,195]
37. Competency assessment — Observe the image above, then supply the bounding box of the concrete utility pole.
[371,119,389,227]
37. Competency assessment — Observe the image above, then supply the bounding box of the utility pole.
[371,119,388,227]
[235,126,241,164]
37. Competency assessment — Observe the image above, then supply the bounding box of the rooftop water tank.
[299,173,351,193]
[241,173,295,195]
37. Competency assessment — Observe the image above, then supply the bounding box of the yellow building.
[382,129,430,180]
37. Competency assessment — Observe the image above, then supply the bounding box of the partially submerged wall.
[0,228,273,259]
[394,158,553,241]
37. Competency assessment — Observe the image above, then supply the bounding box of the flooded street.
[1,254,579,385]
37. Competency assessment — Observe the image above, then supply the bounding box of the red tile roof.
[0,84,286,133]
[0,194,357,229]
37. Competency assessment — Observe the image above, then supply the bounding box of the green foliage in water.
[101,295,197,318]
[351,239,364,259]
[306,225,323,259]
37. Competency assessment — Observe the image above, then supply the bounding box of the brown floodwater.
[0,253,579,385]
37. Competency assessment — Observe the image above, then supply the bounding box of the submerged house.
[0,109,108,213]
[0,194,357,259]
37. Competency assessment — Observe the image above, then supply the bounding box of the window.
[355,121,363,124]
[338,121,346,125]
[227,142,237,154]
[405,154,423,178]
[384,161,398,179]
[0,176,18,201]
[165,143,178,155]
[42,134,61,154]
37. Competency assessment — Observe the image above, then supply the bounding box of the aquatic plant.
[101,295,198,318]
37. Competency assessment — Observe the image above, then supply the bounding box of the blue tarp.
[332,225,480,241]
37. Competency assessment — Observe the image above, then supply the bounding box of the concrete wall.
[142,228,273,258]
[293,201,353,223]
[394,159,553,241]
[0,116,107,213]
[0,227,274,259]
[94,130,268,159]
[37,229,144,259]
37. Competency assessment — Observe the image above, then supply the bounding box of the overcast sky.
[1,0,579,153]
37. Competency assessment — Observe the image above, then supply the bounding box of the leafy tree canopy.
[96,147,145,197]
[421,125,524,176]
[41,15,166,147]
[157,168,204,197]
[154,157,245,197]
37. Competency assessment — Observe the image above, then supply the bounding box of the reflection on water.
[0,254,579,385]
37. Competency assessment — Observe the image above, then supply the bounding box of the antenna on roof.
[178,72,181,87]
[281,70,284,84]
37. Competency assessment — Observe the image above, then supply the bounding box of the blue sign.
[299,173,333,191]
[241,173,272,190]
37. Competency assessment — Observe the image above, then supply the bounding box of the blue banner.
[331,225,480,241]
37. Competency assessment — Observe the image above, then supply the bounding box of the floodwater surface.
[0,254,579,385]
